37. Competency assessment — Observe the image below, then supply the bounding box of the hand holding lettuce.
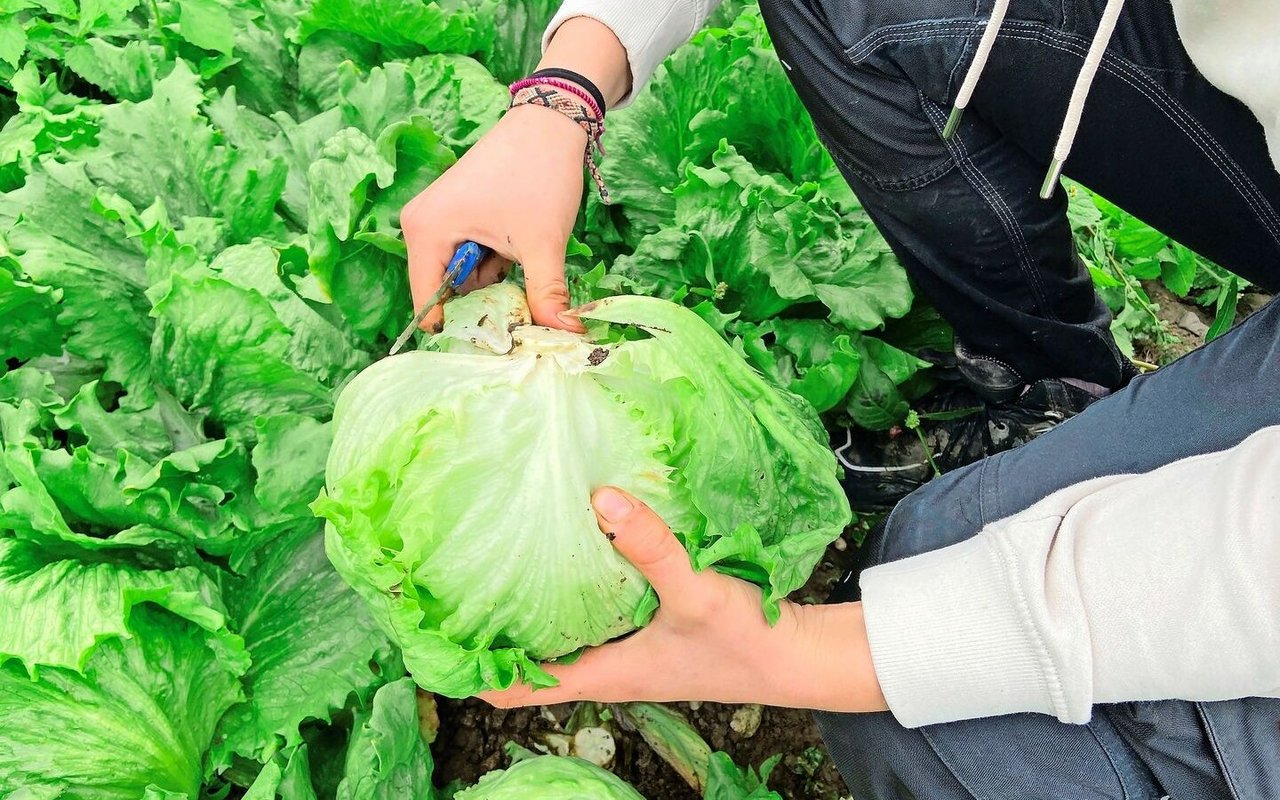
[478,485,887,714]
[313,284,852,698]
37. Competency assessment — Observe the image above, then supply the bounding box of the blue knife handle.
[447,241,491,288]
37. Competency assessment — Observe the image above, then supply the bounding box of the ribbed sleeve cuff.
[541,0,699,108]
[860,535,1068,728]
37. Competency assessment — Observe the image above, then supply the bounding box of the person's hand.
[400,104,588,333]
[480,487,889,713]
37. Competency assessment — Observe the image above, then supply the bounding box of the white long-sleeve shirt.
[544,0,1280,173]
[861,425,1280,727]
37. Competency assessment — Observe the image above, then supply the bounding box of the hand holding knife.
[389,241,492,356]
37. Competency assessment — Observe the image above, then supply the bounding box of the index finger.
[406,232,458,333]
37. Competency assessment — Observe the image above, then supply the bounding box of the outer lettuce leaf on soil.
[211,525,398,767]
[334,678,437,800]
[455,756,644,800]
[703,752,784,800]
[0,599,245,798]
[242,745,320,800]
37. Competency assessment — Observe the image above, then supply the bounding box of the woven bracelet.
[509,80,611,203]
[529,67,608,115]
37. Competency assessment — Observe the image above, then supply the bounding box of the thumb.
[592,487,702,603]
[522,246,583,332]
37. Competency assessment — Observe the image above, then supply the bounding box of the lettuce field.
[0,0,1254,797]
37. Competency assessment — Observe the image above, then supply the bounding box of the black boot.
[832,341,1136,510]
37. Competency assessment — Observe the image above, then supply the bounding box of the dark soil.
[1136,282,1272,365]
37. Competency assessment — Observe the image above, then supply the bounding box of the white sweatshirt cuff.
[541,0,699,108]
[860,535,1075,728]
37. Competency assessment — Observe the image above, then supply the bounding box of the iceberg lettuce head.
[314,284,850,696]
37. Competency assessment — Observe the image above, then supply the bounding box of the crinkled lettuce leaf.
[0,586,244,798]
[335,678,437,800]
[211,524,398,767]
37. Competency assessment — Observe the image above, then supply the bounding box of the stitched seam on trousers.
[992,23,1280,247]
[918,727,984,800]
[922,99,1042,282]
[848,26,983,62]
[845,18,976,56]
[845,19,980,61]
[774,0,963,191]
[1084,721,1142,800]
[946,0,982,98]
[817,125,959,191]
[920,95,1060,320]
[1195,704,1246,800]
[1018,28,1280,235]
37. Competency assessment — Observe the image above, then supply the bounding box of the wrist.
[502,103,590,147]
[775,601,888,713]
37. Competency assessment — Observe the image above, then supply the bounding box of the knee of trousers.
[863,457,989,571]
[813,709,975,800]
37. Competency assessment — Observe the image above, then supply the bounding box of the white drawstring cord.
[1039,0,1128,198]
[943,0,1011,140]
[942,0,1130,201]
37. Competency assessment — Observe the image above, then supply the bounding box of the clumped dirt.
[1136,282,1272,365]
[433,536,864,799]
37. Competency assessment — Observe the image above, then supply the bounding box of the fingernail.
[557,312,585,331]
[593,487,633,523]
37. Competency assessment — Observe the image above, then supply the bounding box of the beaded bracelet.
[509,78,611,204]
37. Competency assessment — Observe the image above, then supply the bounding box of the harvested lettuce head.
[455,755,645,800]
[314,284,850,697]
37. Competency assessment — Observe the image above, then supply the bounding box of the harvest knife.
[388,241,492,356]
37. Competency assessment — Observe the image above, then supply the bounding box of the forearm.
[538,17,632,109]
[542,1,719,107]
[778,601,887,713]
